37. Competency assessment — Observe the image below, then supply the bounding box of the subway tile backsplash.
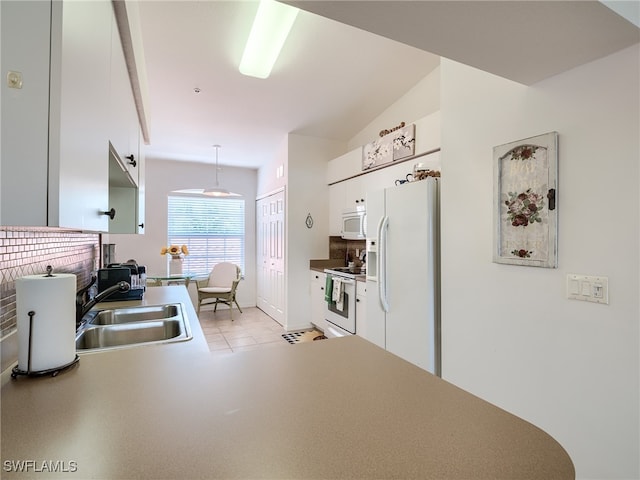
[0,227,99,341]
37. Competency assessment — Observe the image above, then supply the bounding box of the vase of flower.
[169,255,183,275]
[161,244,189,275]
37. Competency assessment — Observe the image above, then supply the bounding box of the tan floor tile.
[204,332,226,342]
[199,307,289,353]
[253,332,285,344]
[201,326,222,335]
[221,329,251,340]
[217,323,246,333]
[245,326,276,336]
[226,336,258,348]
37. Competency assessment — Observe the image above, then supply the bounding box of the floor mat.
[282,330,327,344]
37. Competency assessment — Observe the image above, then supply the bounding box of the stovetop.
[324,266,366,279]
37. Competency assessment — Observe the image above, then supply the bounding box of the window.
[168,195,245,276]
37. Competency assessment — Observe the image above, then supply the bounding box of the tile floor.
[198,306,290,355]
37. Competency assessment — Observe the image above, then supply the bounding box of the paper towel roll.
[16,273,77,372]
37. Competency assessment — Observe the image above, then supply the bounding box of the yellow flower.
[181,245,189,255]
[160,247,168,255]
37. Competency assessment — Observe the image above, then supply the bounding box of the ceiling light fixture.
[203,145,241,197]
[239,0,299,79]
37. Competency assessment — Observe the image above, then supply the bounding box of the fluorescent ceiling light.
[239,0,299,79]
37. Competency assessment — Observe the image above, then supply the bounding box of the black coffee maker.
[97,261,145,301]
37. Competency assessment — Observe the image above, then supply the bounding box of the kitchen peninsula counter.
[1,287,574,479]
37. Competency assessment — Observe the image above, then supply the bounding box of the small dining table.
[146,274,196,288]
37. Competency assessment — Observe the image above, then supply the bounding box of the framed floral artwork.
[392,123,415,161]
[493,132,558,268]
[362,137,393,170]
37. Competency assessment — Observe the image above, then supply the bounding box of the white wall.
[108,158,258,309]
[286,134,345,330]
[348,66,440,150]
[440,45,639,480]
[256,135,288,197]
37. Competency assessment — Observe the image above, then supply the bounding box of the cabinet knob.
[125,154,137,167]
[138,223,144,229]
[102,208,116,220]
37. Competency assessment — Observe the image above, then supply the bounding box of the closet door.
[256,189,285,325]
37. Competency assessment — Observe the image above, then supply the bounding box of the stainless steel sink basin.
[76,303,192,352]
[76,320,181,349]
[88,304,180,325]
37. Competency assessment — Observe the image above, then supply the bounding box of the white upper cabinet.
[1,0,111,230]
[109,8,140,185]
[0,1,51,226]
[107,5,146,235]
[49,0,112,231]
[0,0,144,232]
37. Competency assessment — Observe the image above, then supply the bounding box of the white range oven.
[323,267,363,337]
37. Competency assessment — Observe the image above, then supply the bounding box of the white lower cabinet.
[355,280,367,339]
[310,270,327,332]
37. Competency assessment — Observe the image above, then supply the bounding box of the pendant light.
[203,145,241,197]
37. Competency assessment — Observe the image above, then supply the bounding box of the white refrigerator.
[364,177,440,376]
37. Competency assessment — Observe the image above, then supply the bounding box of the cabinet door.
[345,175,366,210]
[136,131,145,234]
[1,1,51,226]
[108,127,144,234]
[109,8,139,184]
[355,281,367,340]
[328,182,345,236]
[50,0,111,231]
[310,271,327,331]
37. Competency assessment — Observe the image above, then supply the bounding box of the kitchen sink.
[76,320,182,349]
[76,303,192,352]
[88,304,180,325]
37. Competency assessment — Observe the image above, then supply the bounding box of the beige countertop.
[1,287,574,479]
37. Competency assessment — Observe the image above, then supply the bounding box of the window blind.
[168,195,245,276]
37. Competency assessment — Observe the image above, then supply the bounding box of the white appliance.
[365,178,440,375]
[323,267,362,337]
[341,205,366,240]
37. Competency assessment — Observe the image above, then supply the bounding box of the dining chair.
[196,263,242,319]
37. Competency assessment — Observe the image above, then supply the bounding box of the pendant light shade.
[203,145,241,197]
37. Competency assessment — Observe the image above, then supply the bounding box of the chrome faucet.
[76,278,130,326]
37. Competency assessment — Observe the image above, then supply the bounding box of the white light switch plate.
[566,274,609,304]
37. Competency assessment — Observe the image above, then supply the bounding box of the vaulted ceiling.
[137,1,639,169]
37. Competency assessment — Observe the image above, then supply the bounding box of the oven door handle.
[333,278,355,284]
[378,215,389,313]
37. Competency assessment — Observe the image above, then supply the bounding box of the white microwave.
[341,206,366,240]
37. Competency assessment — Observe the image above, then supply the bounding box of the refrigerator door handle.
[378,215,390,313]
